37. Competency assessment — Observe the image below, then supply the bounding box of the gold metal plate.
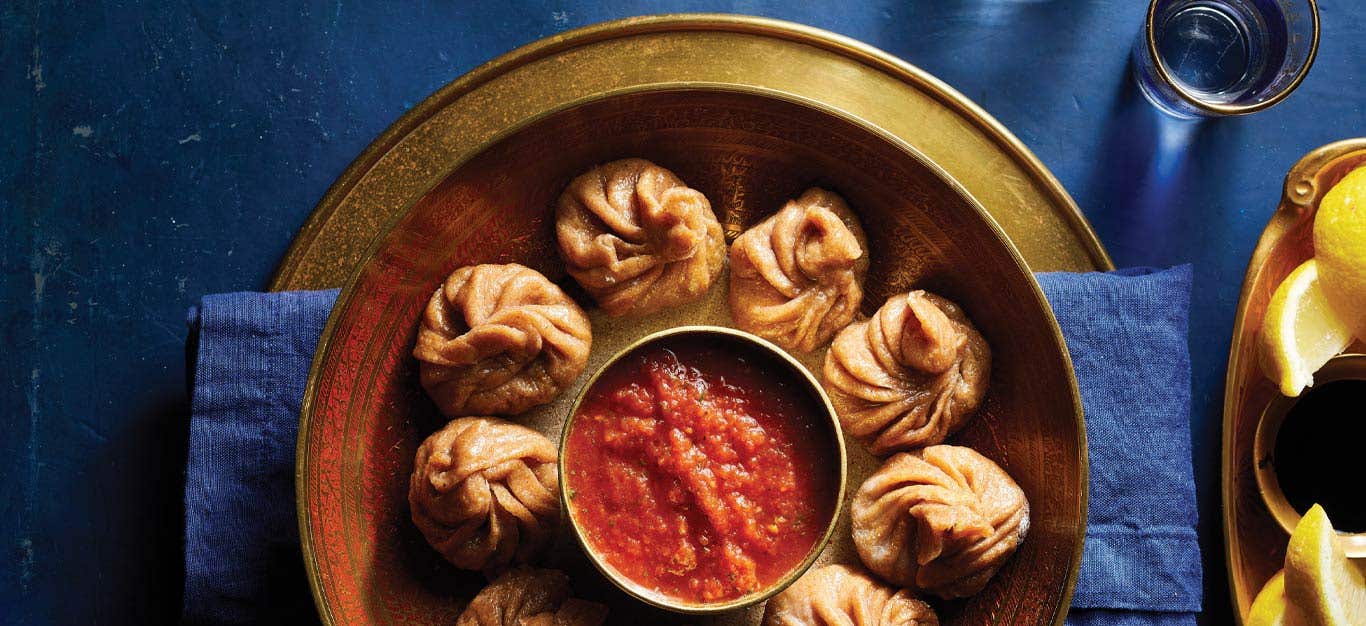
[1222,137,1366,622]
[269,14,1111,293]
[280,14,1114,626]
[296,85,1088,625]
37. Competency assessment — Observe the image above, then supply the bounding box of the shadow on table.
[82,392,191,624]
[1081,62,1243,268]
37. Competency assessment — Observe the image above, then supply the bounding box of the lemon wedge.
[1248,569,1310,626]
[1284,504,1366,626]
[1314,167,1366,340]
[1260,259,1355,397]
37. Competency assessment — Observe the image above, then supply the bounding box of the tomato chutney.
[564,332,840,605]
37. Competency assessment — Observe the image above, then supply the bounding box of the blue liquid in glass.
[1153,0,1272,104]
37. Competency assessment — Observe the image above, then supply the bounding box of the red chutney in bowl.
[563,332,841,607]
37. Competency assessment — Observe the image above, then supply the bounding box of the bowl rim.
[556,325,849,614]
[295,22,1089,626]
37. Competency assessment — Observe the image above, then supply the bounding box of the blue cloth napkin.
[184,290,337,625]
[1039,266,1202,626]
[183,266,1200,625]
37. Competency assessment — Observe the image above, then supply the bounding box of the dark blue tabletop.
[3,1,1363,623]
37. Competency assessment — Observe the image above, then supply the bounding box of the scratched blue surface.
[2,1,1363,623]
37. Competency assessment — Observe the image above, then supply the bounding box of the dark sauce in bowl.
[1272,379,1366,533]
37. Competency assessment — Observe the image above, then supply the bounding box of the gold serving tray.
[1222,138,1366,622]
[272,14,1114,626]
[268,13,1111,293]
[298,86,1086,626]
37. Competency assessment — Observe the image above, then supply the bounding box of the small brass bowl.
[1254,353,1366,557]
[558,325,848,614]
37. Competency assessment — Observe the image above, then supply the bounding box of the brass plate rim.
[268,12,1112,292]
[296,79,1088,626]
[556,325,849,615]
[1221,137,1366,623]
[285,13,1102,626]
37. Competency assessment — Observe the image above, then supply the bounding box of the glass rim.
[1144,0,1320,116]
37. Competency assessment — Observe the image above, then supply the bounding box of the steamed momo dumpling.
[555,158,726,316]
[851,446,1029,599]
[822,290,989,455]
[414,263,591,417]
[409,417,560,571]
[456,567,607,626]
[762,564,938,626]
[729,188,868,353]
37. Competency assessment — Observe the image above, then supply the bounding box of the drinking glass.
[1133,0,1319,118]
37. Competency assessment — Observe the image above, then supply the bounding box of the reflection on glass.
[1132,0,1318,118]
